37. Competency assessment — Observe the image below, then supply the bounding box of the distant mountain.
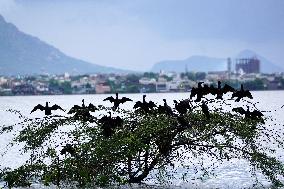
[234,49,284,73]
[0,15,128,76]
[151,50,284,73]
[151,56,227,73]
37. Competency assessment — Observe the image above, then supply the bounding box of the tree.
[244,79,265,90]
[61,81,72,94]
[143,72,158,79]
[183,72,196,81]
[195,72,206,80]
[126,74,140,85]
[163,75,173,82]
[0,91,284,188]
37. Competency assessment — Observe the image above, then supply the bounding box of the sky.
[0,0,284,71]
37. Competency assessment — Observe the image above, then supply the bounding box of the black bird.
[190,82,205,102]
[68,99,97,113]
[232,106,264,123]
[176,116,190,129]
[68,99,97,122]
[60,144,76,156]
[191,82,215,102]
[202,84,212,96]
[201,101,210,119]
[103,93,132,110]
[157,99,174,116]
[133,95,156,113]
[173,99,192,115]
[211,81,235,99]
[156,137,172,156]
[231,84,253,102]
[99,112,123,138]
[190,82,203,97]
[31,102,64,115]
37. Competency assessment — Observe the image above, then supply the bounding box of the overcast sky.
[0,0,284,71]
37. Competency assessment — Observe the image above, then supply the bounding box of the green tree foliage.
[107,80,118,93]
[124,74,141,93]
[61,81,72,94]
[244,79,265,90]
[280,78,284,89]
[181,72,196,81]
[1,95,284,188]
[48,80,72,94]
[163,75,173,82]
[195,72,206,80]
[143,72,159,79]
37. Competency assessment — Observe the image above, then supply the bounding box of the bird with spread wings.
[210,81,235,100]
[68,99,97,122]
[133,94,156,114]
[231,84,253,102]
[31,102,64,115]
[232,106,264,123]
[103,92,132,110]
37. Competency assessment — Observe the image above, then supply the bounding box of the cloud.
[0,0,283,70]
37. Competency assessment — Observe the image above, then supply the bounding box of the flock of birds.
[30,81,264,141]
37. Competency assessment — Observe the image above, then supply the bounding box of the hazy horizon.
[0,0,283,71]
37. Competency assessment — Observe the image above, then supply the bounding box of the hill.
[151,56,226,73]
[151,50,284,73]
[0,15,128,76]
[234,49,284,73]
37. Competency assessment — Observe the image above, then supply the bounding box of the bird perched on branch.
[176,116,190,129]
[68,99,97,122]
[31,102,64,115]
[231,84,253,102]
[201,101,210,119]
[103,93,132,110]
[133,95,156,113]
[211,81,235,100]
[68,99,97,113]
[157,99,174,116]
[232,106,264,123]
[99,112,123,138]
[173,99,192,115]
[60,144,76,156]
[190,82,206,102]
[202,84,213,96]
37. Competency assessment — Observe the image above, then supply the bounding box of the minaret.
[227,57,231,80]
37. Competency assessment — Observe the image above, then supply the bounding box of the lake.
[0,91,284,188]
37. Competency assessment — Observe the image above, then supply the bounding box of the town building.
[95,83,111,94]
[156,77,168,92]
[235,57,260,74]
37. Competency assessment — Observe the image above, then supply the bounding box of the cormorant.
[68,99,97,113]
[60,144,76,156]
[173,99,192,115]
[31,102,64,115]
[103,93,132,110]
[68,99,97,122]
[232,106,264,123]
[231,84,253,102]
[133,95,156,113]
[201,101,210,119]
[190,82,205,102]
[157,99,174,116]
[99,112,123,138]
[211,81,235,99]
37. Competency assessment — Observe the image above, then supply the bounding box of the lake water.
[0,91,284,188]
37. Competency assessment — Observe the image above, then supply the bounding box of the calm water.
[0,91,284,188]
